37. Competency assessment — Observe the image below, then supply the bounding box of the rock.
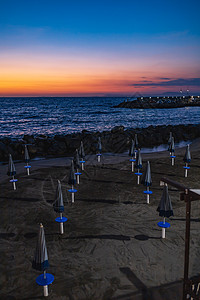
[111,126,124,134]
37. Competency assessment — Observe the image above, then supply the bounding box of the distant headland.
[114,95,200,109]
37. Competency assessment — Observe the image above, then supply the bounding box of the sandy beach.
[0,139,200,300]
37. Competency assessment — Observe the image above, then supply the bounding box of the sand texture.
[0,140,200,299]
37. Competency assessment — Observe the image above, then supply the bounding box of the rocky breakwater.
[114,96,200,109]
[0,124,200,162]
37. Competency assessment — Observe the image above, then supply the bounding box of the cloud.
[132,78,200,87]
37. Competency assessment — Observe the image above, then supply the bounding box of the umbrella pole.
[172,156,174,166]
[185,163,188,177]
[72,185,74,203]
[162,217,166,239]
[147,186,150,204]
[131,160,134,172]
[77,169,80,184]
[134,151,137,159]
[43,270,48,297]
[98,155,100,162]
[12,176,16,190]
[82,162,84,170]
[27,163,30,175]
[137,169,140,185]
[60,212,64,234]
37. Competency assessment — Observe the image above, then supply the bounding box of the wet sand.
[0,140,200,300]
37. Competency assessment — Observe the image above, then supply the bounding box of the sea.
[0,97,200,138]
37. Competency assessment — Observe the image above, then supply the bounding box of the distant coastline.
[114,95,200,109]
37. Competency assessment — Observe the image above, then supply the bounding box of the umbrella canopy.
[32,223,49,271]
[141,161,152,186]
[7,154,16,176]
[168,132,173,145]
[134,134,139,150]
[79,141,85,159]
[183,145,191,163]
[73,149,81,170]
[157,184,174,218]
[129,139,135,157]
[168,137,175,153]
[97,137,102,153]
[24,145,30,163]
[135,149,142,169]
[68,160,77,185]
[53,180,64,213]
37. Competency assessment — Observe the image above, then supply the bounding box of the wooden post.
[183,193,191,300]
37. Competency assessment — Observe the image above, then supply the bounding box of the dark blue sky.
[0,0,200,96]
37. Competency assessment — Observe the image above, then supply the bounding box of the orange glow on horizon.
[1,51,199,96]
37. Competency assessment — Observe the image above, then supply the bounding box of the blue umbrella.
[135,149,142,184]
[129,139,136,172]
[32,223,54,296]
[24,145,31,175]
[183,144,191,177]
[79,141,85,170]
[53,180,67,234]
[97,137,102,162]
[74,149,81,184]
[141,161,152,204]
[7,154,17,190]
[68,160,77,203]
[157,184,173,238]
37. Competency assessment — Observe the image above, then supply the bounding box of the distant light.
[149,97,151,99]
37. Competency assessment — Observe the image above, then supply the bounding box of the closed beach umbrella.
[134,134,139,153]
[25,145,30,163]
[79,141,85,170]
[53,180,67,234]
[32,223,54,297]
[97,137,102,162]
[141,161,152,204]
[53,180,64,213]
[129,139,135,172]
[168,137,175,166]
[135,149,142,184]
[74,149,81,184]
[183,144,191,177]
[157,184,173,238]
[7,154,16,176]
[129,139,135,157]
[68,160,77,203]
[7,154,17,190]
[24,145,31,175]
[183,144,191,163]
[168,132,173,145]
[168,137,175,154]
[32,224,49,272]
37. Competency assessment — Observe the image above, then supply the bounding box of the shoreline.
[0,123,200,162]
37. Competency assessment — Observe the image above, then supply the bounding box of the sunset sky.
[0,0,200,96]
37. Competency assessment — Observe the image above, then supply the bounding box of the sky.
[0,0,200,96]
